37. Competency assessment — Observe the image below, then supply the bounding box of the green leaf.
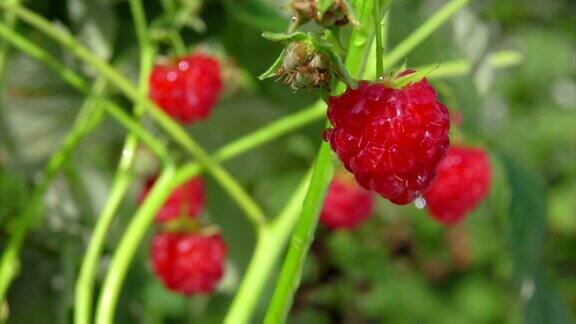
[500,155,546,280]
[258,49,284,80]
[261,31,308,42]
[524,272,572,324]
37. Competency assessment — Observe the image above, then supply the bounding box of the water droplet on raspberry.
[414,196,426,209]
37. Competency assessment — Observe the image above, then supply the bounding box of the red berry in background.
[149,53,223,124]
[424,146,492,225]
[150,232,227,295]
[325,75,450,205]
[320,172,374,230]
[139,176,205,223]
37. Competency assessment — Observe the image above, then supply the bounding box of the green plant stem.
[0,78,108,303]
[373,0,384,77]
[418,50,523,79]
[74,168,135,324]
[225,171,312,324]
[381,0,471,71]
[90,101,324,324]
[158,0,186,55]
[168,30,187,56]
[0,23,169,162]
[2,4,266,229]
[93,166,177,324]
[75,0,154,322]
[264,143,333,324]
[264,2,377,322]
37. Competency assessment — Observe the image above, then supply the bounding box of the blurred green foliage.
[0,0,574,323]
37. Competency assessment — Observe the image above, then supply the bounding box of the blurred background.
[0,0,574,323]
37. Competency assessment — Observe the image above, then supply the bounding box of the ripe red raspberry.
[150,232,227,295]
[325,75,450,205]
[149,53,223,124]
[424,146,491,225]
[139,176,205,223]
[320,172,374,229]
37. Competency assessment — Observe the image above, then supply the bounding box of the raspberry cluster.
[325,76,450,205]
[424,146,492,225]
[149,53,223,124]
[140,175,227,295]
[320,172,374,230]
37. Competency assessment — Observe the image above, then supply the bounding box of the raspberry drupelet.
[424,146,492,225]
[325,74,450,205]
[149,53,223,124]
[320,172,374,230]
[139,176,205,223]
[150,232,227,295]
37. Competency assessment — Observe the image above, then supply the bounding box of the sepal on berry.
[383,63,440,89]
[259,32,356,90]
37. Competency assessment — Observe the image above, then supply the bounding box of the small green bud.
[277,40,332,90]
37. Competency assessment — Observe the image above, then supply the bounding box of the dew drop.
[414,196,426,209]
[352,29,368,46]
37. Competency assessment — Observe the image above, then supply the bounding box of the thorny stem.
[1,3,266,229]
[76,0,155,322]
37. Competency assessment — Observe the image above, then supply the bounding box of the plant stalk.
[381,0,471,70]
[75,0,155,322]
